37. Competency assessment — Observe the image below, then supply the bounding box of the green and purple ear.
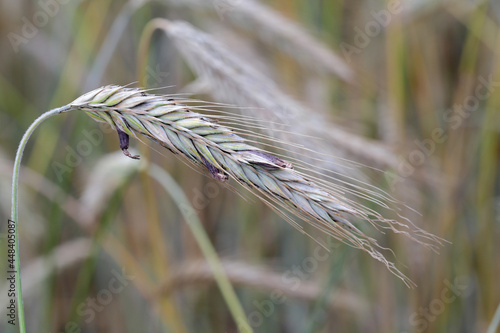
[68,85,444,287]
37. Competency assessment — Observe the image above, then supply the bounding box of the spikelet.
[70,85,443,286]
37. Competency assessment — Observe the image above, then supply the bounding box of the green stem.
[149,164,253,333]
[487,302,500,333]
[11,105,73,332]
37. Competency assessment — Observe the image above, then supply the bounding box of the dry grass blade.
[69,85,444,286]
[233,0,353,81]
[216,0,354,82]
[166,0,353,82]
[156,259,368,315]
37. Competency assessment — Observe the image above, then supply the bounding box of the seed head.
[70,85,444,286]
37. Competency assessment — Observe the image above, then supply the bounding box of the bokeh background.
[1,0,499,332]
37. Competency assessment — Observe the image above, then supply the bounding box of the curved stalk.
[149,164,253,333]
[11,105,73,332]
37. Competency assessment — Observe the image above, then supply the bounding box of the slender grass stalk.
[84,0,145,90]
[149,164,253,332]
[10,105,74,333]
[487,302,500,333]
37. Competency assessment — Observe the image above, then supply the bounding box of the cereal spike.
[70,85,444,286]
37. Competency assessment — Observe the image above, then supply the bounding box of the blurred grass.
[1,0,499,332]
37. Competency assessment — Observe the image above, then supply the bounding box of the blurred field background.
[1,0,499,332]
